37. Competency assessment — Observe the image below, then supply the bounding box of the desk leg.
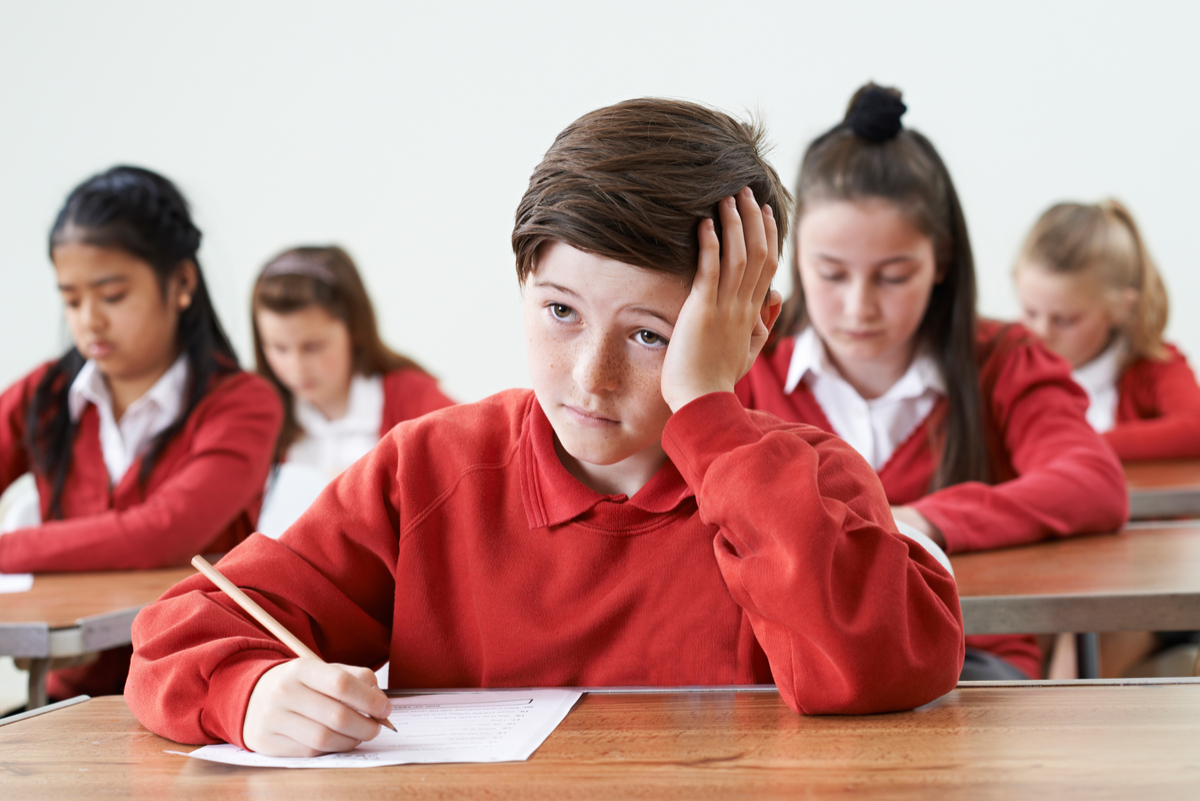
[1076,632,1100,678]
[26,658,49,710]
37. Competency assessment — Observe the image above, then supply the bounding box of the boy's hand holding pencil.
[191,556,395,757]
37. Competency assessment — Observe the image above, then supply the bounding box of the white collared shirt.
[1071,338,1124,434]
[785,328,945,472]
[286,374,385,479]
[68,354,190,486]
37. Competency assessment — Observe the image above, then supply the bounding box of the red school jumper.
[378,368,456,434]
[127,390,964,747]
[736,321,1129,679]
[1107,344,1200,461]
[0,363,283,697]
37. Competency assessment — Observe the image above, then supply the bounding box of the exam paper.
[171,689,582,768]
[0,573,33,593]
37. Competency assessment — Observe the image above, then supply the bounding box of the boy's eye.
[635,330,667,347]
[103,293,126,304]
[548,303,575,320]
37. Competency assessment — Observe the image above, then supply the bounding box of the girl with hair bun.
[1015,200,1200,460]
[251,246,454,478]
[737,83,1129,681]
[0,165,282,698]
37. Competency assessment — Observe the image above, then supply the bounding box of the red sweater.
[0,365,283,573]
[736,322,1129,679]
[1107,345,1200,461]
[378,368,456,434]
[128,390,963,747]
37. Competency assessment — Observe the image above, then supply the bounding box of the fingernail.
[764,204,773,217]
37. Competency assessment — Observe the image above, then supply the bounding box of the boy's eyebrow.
[57,275,129,291]
[627,305,675,327]
[530,280,580,299]
[532,280,675,327]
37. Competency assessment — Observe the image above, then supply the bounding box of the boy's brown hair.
[511,98,792,282]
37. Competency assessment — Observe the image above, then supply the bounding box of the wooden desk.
[3,686,1200,799]
[1125,459,1200,519]
[953,524,1200,677]
[952,524,1200,635]
[0,567,192,709]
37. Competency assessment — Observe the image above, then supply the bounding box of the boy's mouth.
[563,404,619,428]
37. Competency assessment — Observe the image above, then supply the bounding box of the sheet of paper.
[171,689,582,768]
[0,573,33,594]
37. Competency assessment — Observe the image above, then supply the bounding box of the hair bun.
[845,85,907,142]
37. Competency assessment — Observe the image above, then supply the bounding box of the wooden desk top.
[4,687,1200,799]
[952,524,1200,633]
[1124,459,1200,519]
[0,567,192,629]
[1124,458,1200,491]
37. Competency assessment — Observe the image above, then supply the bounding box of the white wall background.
[2,1,1197,403]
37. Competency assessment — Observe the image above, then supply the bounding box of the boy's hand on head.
[661,187,782,413]
[242,659,392,757]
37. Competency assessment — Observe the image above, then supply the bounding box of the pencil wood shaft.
[190,555,397,733]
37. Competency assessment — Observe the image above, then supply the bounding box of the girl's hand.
[660,187,781,413]
[242,659,392,757]
[891,505,946,549]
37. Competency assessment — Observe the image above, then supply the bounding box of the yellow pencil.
[190,555,397,733]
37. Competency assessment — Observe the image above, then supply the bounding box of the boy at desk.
[127,99,964,757]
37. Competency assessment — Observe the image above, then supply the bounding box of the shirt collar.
[1072,337,1124,398]
[293,374,384,435]
[784,328,945,399]
[67,353,190,423]
[519,396,694,529]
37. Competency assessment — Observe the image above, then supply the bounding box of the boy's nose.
[572,335,621,394]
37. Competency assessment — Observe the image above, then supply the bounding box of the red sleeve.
[662,392,963,715]
[911,337,1129,553]
[0,373,283,572]
[0,366,41,493]
[128,439,401,747]
[1106,350,1200,460]
[381,369,456,433]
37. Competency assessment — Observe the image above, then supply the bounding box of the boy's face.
[524,241,690,492]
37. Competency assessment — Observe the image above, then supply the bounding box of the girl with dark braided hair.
[0,165,282,699]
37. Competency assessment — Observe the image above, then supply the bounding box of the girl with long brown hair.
[252,246,454,475]
[736,83,1128,681]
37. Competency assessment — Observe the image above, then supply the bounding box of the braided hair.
[29,166,239,517]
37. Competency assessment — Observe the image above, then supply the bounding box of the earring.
[179,294,192,310]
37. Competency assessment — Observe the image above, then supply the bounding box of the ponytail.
[1099,199,1168,363]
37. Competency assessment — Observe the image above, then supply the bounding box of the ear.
[175,260,199,311]
[746,289,783,368]
[762,288,783,331]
